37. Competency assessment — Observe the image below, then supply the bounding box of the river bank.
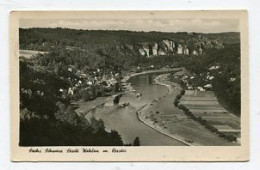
[136,102,191,146]
[136,72,235,146]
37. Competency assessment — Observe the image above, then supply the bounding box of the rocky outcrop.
[192,50,198,55]
[136,37,215,57]
[184,47,189,55]
[158,49,167,55]
[177,44,183,54]
[143,46,150,57]
[162,40,175,52]
[151,43,158,56]
[139,48,146,56]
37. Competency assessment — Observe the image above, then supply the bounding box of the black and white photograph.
[10,11,249,161]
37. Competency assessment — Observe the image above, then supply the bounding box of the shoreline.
[154,74,174,94]
[136,104,191,146]
[135,72,193,146]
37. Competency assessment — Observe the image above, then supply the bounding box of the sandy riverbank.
[136,103,191,146]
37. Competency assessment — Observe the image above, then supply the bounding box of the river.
[89,73,186,146]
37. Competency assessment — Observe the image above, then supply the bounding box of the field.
[179,90,241,141]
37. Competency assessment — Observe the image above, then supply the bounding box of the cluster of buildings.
[59,66,121,98]
[174,65,223,92]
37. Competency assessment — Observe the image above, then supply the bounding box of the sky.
[20,18,239,33]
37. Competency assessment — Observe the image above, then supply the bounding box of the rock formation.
[162,40,174,52]
[177,44,183,54]
[151,43,158,56]
[184,47,189,55]
[158,49,166,55]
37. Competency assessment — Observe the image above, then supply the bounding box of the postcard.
[10,10,249,161]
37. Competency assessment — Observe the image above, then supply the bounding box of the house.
[209,65,220,70]
[208,76,215,80]
[87,81,93,86]
[230,77,236,82]
[204,84,213,89]
[206,75,214,80]
[197,86,205,91]
[68,87,74,95]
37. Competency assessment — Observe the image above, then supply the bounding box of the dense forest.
[19,28,241,146]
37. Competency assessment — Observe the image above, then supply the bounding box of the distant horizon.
[20,18,240,33]
[19,27,240,34]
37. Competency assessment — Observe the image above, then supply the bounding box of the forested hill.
[19,28,240,48]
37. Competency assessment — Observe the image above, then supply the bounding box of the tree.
[109,130,124,146]
[133,137,140,146]
[55,101,79,126]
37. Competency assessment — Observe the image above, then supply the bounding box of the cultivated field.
[179,90,241,140]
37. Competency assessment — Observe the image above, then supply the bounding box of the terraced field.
[179,90,241,142]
